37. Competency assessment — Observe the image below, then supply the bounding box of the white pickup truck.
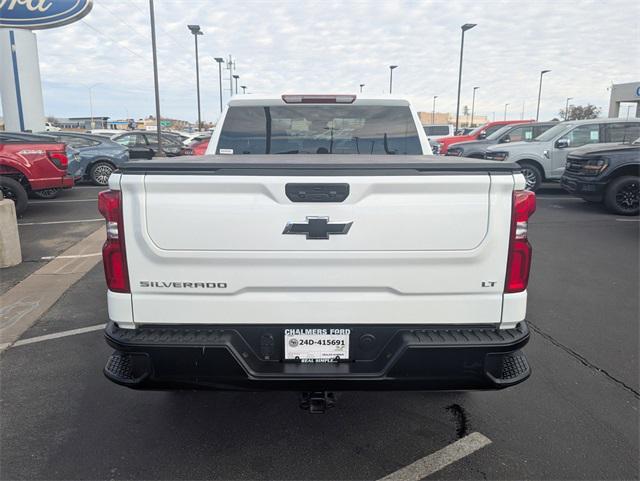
[100,95,535,406]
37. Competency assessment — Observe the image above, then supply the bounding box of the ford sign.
[0,0,93,30]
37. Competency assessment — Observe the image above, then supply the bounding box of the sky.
[3,0,639,124]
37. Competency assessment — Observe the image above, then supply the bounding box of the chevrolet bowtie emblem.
[283,216,353,240]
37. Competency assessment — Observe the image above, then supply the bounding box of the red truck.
[437,120,534,155]
[0,133,74,215]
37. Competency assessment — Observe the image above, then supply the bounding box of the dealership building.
[608,82,640,118]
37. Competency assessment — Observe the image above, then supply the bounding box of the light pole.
[536,69,551,121]
[389,65,397,94]
[88,83,100,129]
[226,55,235,96]
[188,24,203,130]
[470,86,479,127]
[360,83,365,93]
[241,85,247,94]
[432,95,438,124]
[149,0,163,155]
[455,23,477,132]
[233,74,239,95]
[565,97,573,120]
[504,103,509,120]
[214,57,224,113]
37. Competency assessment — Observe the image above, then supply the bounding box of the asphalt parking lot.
[0,185,105,296]
[1,185,638,480]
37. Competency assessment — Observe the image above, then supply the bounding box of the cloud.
[6,0,638,123]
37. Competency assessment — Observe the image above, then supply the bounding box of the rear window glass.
[606,122,640,143]
[217,105,423,155]
[424,125,450,136]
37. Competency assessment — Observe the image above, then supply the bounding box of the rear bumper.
[104,321,531,391]
[61,175,74,189]
[30,175,74,191]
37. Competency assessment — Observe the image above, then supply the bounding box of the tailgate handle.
[285,183,349,203]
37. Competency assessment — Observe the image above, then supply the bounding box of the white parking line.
[10,324,105,348]
[40,253,101,260]
[616,218,640,222]
[30,198,97,204]
[18,218,103,226]
[536,196,582,201]
[378,432,491,481]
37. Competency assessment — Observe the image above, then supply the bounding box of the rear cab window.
[605,122,640,143]
[532,124,555,138]
[216,105,423,155]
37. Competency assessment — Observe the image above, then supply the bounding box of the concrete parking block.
[0,226,104,349]
[0,199,21,267]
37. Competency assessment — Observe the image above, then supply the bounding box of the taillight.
[47,150,69,170]
[193,139,209,155]
[98,190,130,293]
[505,190,536,293]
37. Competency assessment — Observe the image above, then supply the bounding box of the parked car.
[455,128,474,135]
[423,125,455,154]
[485,118,640,191]
[111,131,183,159]
[101,94,534,399]
[181,131,212,146]
[423,124,454,139]
[560,138,639,215]
[446,122,557,158]
[44,122,61,132]
[86,129,121,137]
[159,131,188,145]
[39,132,129,186]
[187,137,210,156]
[437,120,533,155]
[0,132,74,215]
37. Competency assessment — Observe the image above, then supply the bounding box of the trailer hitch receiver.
[299,391,336,413]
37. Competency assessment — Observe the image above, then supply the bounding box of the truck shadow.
[110,388,469,480]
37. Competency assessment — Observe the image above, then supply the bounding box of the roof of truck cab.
[118,154,521,175]
[227,94,412,107]
[560,117,640,126]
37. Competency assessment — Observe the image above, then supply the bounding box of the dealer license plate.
[284,329,350,362]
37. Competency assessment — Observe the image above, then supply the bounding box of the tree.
[559,104,601,121]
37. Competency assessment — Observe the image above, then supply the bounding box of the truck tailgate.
[117,158,516,327]
[144,175,489,251]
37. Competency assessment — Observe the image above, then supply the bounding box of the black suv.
[561,138,639,215]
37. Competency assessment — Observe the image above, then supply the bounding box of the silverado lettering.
[139,281,227,288]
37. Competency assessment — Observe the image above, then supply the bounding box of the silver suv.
[485,118,640,190]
